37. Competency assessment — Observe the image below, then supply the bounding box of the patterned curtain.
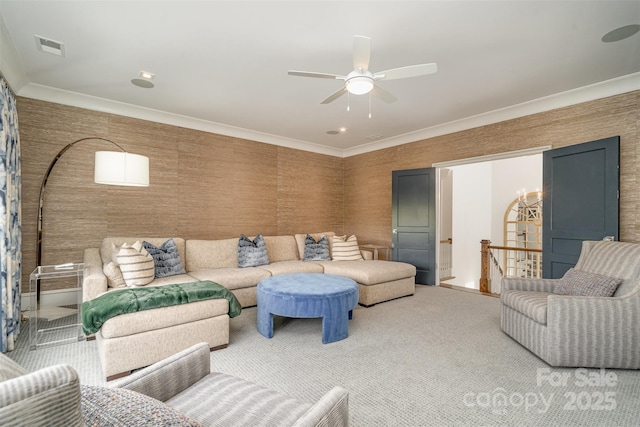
[0,75,22,353]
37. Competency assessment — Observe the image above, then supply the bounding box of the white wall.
[490,154,543,246]
[449,162,492,289]
[439,168,453,240]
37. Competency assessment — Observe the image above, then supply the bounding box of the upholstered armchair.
[0,356,82,426]
[501,240,640,369]
[0,342,349,427]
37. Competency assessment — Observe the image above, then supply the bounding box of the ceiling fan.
[288,35,437,105]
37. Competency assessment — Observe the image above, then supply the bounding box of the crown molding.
[16,83,345,157]
[342,72,640,157]
[12,71,639,159]
[432,146,551,169]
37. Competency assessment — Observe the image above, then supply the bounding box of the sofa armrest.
[545,291,640,368]
[83,247,107,302]
[0,364,82,426]
[110,342,211,402]
[501,277,558,293]
[292,386,349,427]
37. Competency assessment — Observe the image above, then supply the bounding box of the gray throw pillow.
[238,234,269,268]
[142,238,187,278]
[303,234,330,261]
[81,385,202,427]
[554,268,622,297]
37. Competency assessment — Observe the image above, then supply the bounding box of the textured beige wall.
[344,91,639,247]
[18,98,344,292]
[17,91,638,292]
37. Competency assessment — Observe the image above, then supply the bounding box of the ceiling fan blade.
[321,87,347,104]
[372,85,397,103]
[374,63,437,81]
[353,35,371,72]
[288,70,344,79]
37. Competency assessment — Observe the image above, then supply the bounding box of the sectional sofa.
[83,232,416,379]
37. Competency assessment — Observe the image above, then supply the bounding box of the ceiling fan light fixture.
[346,76,374,95]
[288,36,436,105]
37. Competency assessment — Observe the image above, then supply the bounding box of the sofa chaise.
[83,232,416,379]
[0,342,349,427]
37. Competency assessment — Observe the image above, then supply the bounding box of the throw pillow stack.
[114,241,155,287]
[103,238,186,288]
[142,238,187,278]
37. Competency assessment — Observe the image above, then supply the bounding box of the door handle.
[392,229,397,234]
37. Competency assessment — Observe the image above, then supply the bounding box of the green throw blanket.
[82,281,242,335]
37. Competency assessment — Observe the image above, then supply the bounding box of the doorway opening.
[434,147,548,292]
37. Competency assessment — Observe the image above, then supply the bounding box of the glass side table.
[359,244,391,260]
[29,263,85,350]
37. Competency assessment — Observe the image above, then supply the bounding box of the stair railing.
[439,238,453,280]
[480,240,543,294]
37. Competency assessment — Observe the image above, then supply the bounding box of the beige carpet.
[8,285,640,426]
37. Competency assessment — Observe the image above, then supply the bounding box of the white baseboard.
[21,288,81,313]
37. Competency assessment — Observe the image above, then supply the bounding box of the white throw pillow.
[332,235,363,261]
[116,241,155,286]
[108,242,122,264]
[103,262,127,288]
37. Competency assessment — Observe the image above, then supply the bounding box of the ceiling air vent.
[365,134,383,141]
[34,35,65,56]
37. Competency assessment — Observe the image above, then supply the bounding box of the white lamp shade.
[94,151,149,187]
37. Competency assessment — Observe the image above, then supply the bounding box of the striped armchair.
[0,355,82,426]
[501,240,640,369]
[0,343,348,426]
[111,342,349,426]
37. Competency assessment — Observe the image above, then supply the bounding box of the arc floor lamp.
[36,137,149,300]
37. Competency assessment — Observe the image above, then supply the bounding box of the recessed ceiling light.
[139,71,155,80]
[602,24,640,42]
[133,70,155,88]
[339,127,347,132]
[131,78,154,89]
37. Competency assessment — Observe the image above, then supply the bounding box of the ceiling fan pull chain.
[347,91,350,112]
[369,92,372,118]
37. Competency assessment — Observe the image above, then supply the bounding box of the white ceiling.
[1,1,639,157]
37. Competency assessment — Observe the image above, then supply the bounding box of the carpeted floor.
[8,285,640,426]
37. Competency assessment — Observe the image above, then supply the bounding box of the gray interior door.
[542,136,619,278]
[392,168,436,285]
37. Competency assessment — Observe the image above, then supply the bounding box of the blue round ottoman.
[257,273,359,344]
